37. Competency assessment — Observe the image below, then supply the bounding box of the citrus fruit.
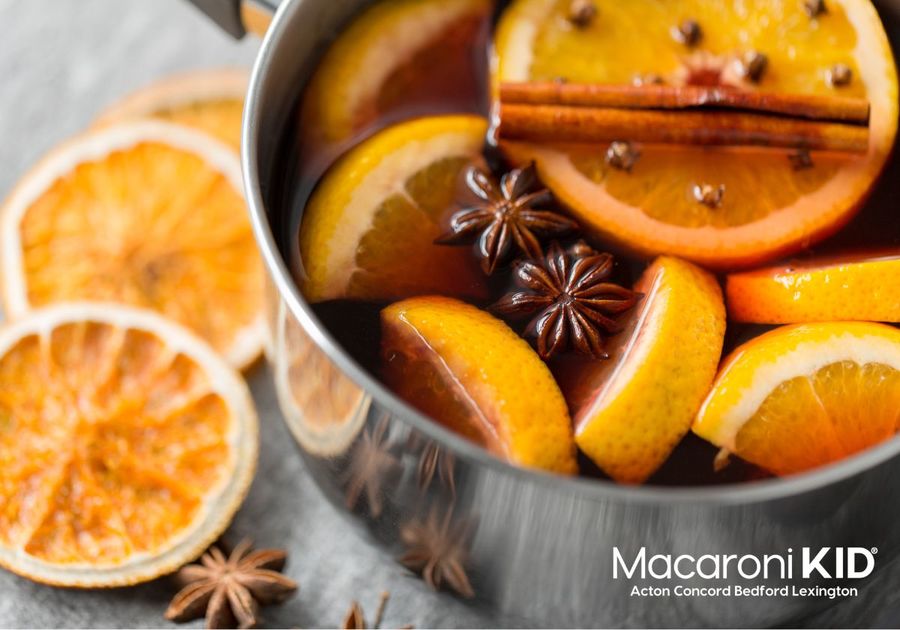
[558,257,725,483]
[381,296,578,474]
[726,249,900,323]
[0,121,265,369]
[495,0,898,268]
[300,0,491,147]
[94,69,246,151]
[693,321,900,476]
[299,115,489,303]
[0,303,258,587]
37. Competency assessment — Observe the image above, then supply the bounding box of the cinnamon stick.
[498,103,870,153]
[500,82,870,125]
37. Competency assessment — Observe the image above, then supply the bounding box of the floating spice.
[605,141,640,171]
[789,149,815,170]
[671,19,702,46]
[436,164,578,274]
[492,241,641,360]
[567,0,597,28]
[804,0,827,18]
[736,51,768,83]
[693,183,726,208]
[827,63,853,87]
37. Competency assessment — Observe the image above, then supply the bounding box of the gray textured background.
[3,1,900,628]
[0,1,493,627]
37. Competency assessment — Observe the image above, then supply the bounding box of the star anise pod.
[165,539,298,629]
[492,241,641,360]
[342,417,400,518]
[398,506,476,599]
[417,441,456,498]
[435,164,578,274]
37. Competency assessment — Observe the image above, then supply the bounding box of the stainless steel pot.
[190,1,900,626]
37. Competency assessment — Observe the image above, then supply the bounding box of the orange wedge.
[726,249,900,323]
[0,122,265,369]
[381,296,578,474]
[693,322,900,476]
[299,115,488,303]
[0,303,258,586]
[559,257,725,483]
[300,0,491,148]
[495,0,898,268]
[95,69,246,151]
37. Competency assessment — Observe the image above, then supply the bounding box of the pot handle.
[186,0,279,38]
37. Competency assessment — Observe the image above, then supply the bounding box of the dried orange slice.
[0,122,265,369]
[300,0,491,147]
[726,249,900,323]
[558,257,725,483]
[381,296,578,474]
[0,303,257,586]
[299,115,488,303]
[495,0,898,268]
[94,69,246,151]
[693,322,900,476]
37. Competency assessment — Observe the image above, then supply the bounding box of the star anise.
[342,417,400,518]
[342,591,388,629]
[417,441,456,498]
[165,540,298,629]
[492,241,641,360]
[398,506,476,599]
[435,164,578,274]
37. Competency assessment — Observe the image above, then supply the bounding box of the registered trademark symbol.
[872,547,879,555]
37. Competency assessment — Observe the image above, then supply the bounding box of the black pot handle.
[186,0,278,38]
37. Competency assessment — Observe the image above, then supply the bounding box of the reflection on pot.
[274,300,369,456]
[399,502,478,599]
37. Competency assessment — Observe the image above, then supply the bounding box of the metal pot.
[189,1,900,626]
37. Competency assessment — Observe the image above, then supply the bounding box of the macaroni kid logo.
[613,547,877,599]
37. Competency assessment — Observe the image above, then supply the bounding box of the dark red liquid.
[275,1,900,487]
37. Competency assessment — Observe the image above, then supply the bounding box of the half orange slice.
[382,296,578,474]
[693,321,900,476]
[495,0,898,268]
[726,249,900,323]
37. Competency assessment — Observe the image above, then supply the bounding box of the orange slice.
[299,0,491,149]
[495,0,898,268]
[726,249,900,323]
[0,303,257,586]
[558,257,725,483]
[94,69,246,151]
[381,296,578,474]
[299,115,488,303]
[693,321,900,476]
[0,122,265,369]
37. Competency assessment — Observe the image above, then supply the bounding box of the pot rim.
[240,0,900,507]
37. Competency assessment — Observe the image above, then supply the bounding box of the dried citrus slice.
[726,249,900,323]
[0,303,257,586]
[94,69,246,150]
[300,0,491,147]
[558,257,725,483]
[0,121,265,369]
[299,115,488,303]
[381,296,578,474]
[495,0,898,267]
[693,322,900,476]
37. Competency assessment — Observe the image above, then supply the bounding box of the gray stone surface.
[3,1,900,628]
[0,1,493,627]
